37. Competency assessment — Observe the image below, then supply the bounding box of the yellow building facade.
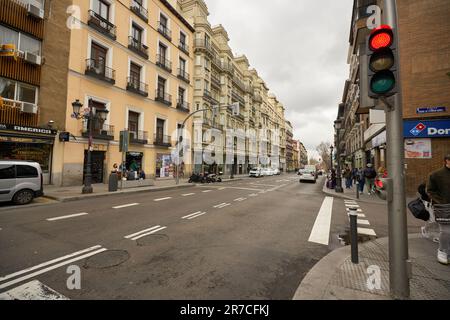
[53,0,195,186]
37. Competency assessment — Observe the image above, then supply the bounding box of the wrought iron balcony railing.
[130,0,148,22]
[154,134,171,147]
[158,22,171,41]
[178,42,189,55]
[88,10,116,40]
[128,36,148,59]
[176,100,190,113]
[85,59,115,84]
[155,90,172,106]
[82,120,115,140]
[126,77,148,97]
[129,130,148,144]
[156,54,172,73]
[177,68,190,83]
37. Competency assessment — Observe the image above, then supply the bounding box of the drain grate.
[84,250,130,269]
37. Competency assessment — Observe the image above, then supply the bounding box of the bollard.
[349,207,359,264]
[356,181,360,199]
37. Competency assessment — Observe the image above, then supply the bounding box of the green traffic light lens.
[370,71,395,94]
[369,49,394,72]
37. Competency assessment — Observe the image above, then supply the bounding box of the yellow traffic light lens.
[370,71,396,94]
[369,50,394,72]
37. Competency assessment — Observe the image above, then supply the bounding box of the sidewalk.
[293,234,450,300]
[43,175,248,203]
[322,180,386,204]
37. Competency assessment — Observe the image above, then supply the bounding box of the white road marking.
[131,227,167,241]
[202,190,212,193]
[308,197,334,245]
[347,213,366,218]
[357,219,371,226]
[46,212,89,221]
[154,197,172,202]
[345,204,360,208]
[0,245,102,282]
[218,187,226,190]
[182,193,195,197]
[214,203,231,209]
[267,184,287,192]
[249,193,258,197]
[357,228,377,237]
[0,280,69,300]
[0,248,107,290]
[124,226,161,239]
[234,198,247,202]
[187,212,206,220]
[224,187,263,192]
[214,203,227,208]
[113,203,139,209]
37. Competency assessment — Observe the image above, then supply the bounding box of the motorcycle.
[188,173,206,183]
[206,173,222,183]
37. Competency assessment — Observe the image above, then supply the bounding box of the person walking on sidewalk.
[357,167,365,193]
[427,154,450,265]
[364,163,377,195]
[344,166,352,189]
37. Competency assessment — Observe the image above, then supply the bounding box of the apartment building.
[52,0,195,186]
[0,0,71,184]
[292,139,300,171]
[285,120,294,172]
[340,0,450,195]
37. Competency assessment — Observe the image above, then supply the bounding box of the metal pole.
[356,181,360,199]
[335,131,343,193]
[349,207,359,264]
[82,108,94,194]
[383,0,410,299]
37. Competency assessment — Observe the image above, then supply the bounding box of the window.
[128,111,140,137]
[0,77,38,104]
[160,14,168,29]
[195,79,201,90]
[130,62,141,84]
[179,57,186,72]
[205,34,210,47]
[0,25,41,56]
[93,0,110,20]
[0,78,15,100]
[178,87,185,103]
[18,84,37,104]
[156,118,165,138]
[0,165,15,180]
[157,76,166,96]
[90,42,107,71]
[180,32,186,46]
[159,43,167,60]
[131,23,143,43]
[16,165,38,178]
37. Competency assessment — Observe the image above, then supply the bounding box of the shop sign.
[0,124,57,135]
[0,136,53,144]
[405,139,432,159]
[416,106,446,114]
[403,119,450,138]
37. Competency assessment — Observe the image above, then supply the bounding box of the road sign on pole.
[119,130,130,153]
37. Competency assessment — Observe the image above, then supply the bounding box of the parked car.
[249,167,263,178]
[261,168,271,176]
[0,161,44,205]
[272,168,281,175]
[299,169,317,183]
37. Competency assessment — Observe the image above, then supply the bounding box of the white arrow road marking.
[308,197,334,245]
[113,203,140,209]
[0,280,69,300]
[0,246,107,290]
[154,197,172,202]
[130,227,167,241]
[124,226,162,239]
[46,212,89,221]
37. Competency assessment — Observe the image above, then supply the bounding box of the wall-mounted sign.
[372,130,386,148]
[0,124,57,135]
[405,139,432,159]
[416,106,446,114]
[404,119,450,138]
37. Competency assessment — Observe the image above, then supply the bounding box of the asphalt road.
[0,174,423,300]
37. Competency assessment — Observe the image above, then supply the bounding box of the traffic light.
[367,25,398,98]
[374,177,393,201]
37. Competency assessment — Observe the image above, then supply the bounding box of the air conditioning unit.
[24,52,42,65]
[27,3,44,19]
[21,103,38,114]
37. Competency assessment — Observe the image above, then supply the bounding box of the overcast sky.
[206,0,353,159]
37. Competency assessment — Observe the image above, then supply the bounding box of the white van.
[0,161,44,205]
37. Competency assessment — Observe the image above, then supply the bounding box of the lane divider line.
[46,213,89,222]
[124,226,161,239]
[182,212,203,219]
[113,203,139,209]
[154,197,172,202]
[182,193,195,197]
[308,197,334,246]
[187,212,206,220]
[130,227,167,241]
[213,203,227,208]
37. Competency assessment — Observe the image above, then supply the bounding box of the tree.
[309,158,319,166]
[316,141,332,171]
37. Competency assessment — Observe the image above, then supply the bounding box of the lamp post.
[72,99,109,194]
[334,120,344,193]
[329,145,334,172]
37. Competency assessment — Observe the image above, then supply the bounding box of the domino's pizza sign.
[404,119,450,138]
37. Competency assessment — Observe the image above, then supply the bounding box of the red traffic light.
[369,25,394,51]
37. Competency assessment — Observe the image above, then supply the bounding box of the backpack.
[407,198,430,221]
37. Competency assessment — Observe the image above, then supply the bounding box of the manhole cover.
[136,234,169,247]
[84,250,130,269]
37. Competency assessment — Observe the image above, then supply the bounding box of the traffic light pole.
[382,0,410,300]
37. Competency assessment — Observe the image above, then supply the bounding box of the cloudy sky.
[206,0,353,159]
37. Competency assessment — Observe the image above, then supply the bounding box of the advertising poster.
[404,139,432,159]
[156,154,173,178]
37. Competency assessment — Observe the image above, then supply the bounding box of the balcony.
[178,42,189,55]
[155,90,172,106]
[158,22,171,41]
[154,134,171,147]
[232,76,246,91]
[156,54,172,73]
[85,59,115,84]
[130,0,148,22]
[0,98,39,127]
[203,89,211,98]
[211,74,221,89]
[194,39,213,56]
[126,77,148,97]
[88,10,116,40]
[129,130,148,144]
[211,56,222,70]
[231,90,245,105]
[82,120,115,140]
[128,36,148,59]
[0,0,44,39]
[177,68,190,84]
[221,62,234,75]
[176,100,190,113]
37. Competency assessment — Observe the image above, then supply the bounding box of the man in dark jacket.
[427,154,450,265]
[364,163,377,195]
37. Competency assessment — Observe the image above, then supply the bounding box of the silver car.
[299,169,317,183]
[0,161,44,205]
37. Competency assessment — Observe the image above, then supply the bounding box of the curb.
[293,234,422,300]
[322,181,386,205]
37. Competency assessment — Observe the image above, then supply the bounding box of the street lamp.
[329,145,334,172]
[72,99,109,194]
[334,119,344,193]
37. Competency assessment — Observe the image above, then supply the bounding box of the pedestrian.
[426,154,450,265]
[352,167,358,185]
[364,163,377,195]
[112,163,118,173]
[344,166,352,189]
[130,160,139,180]
[357,167,365,193]
[330,168,337,189]
[417,182,440,242]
